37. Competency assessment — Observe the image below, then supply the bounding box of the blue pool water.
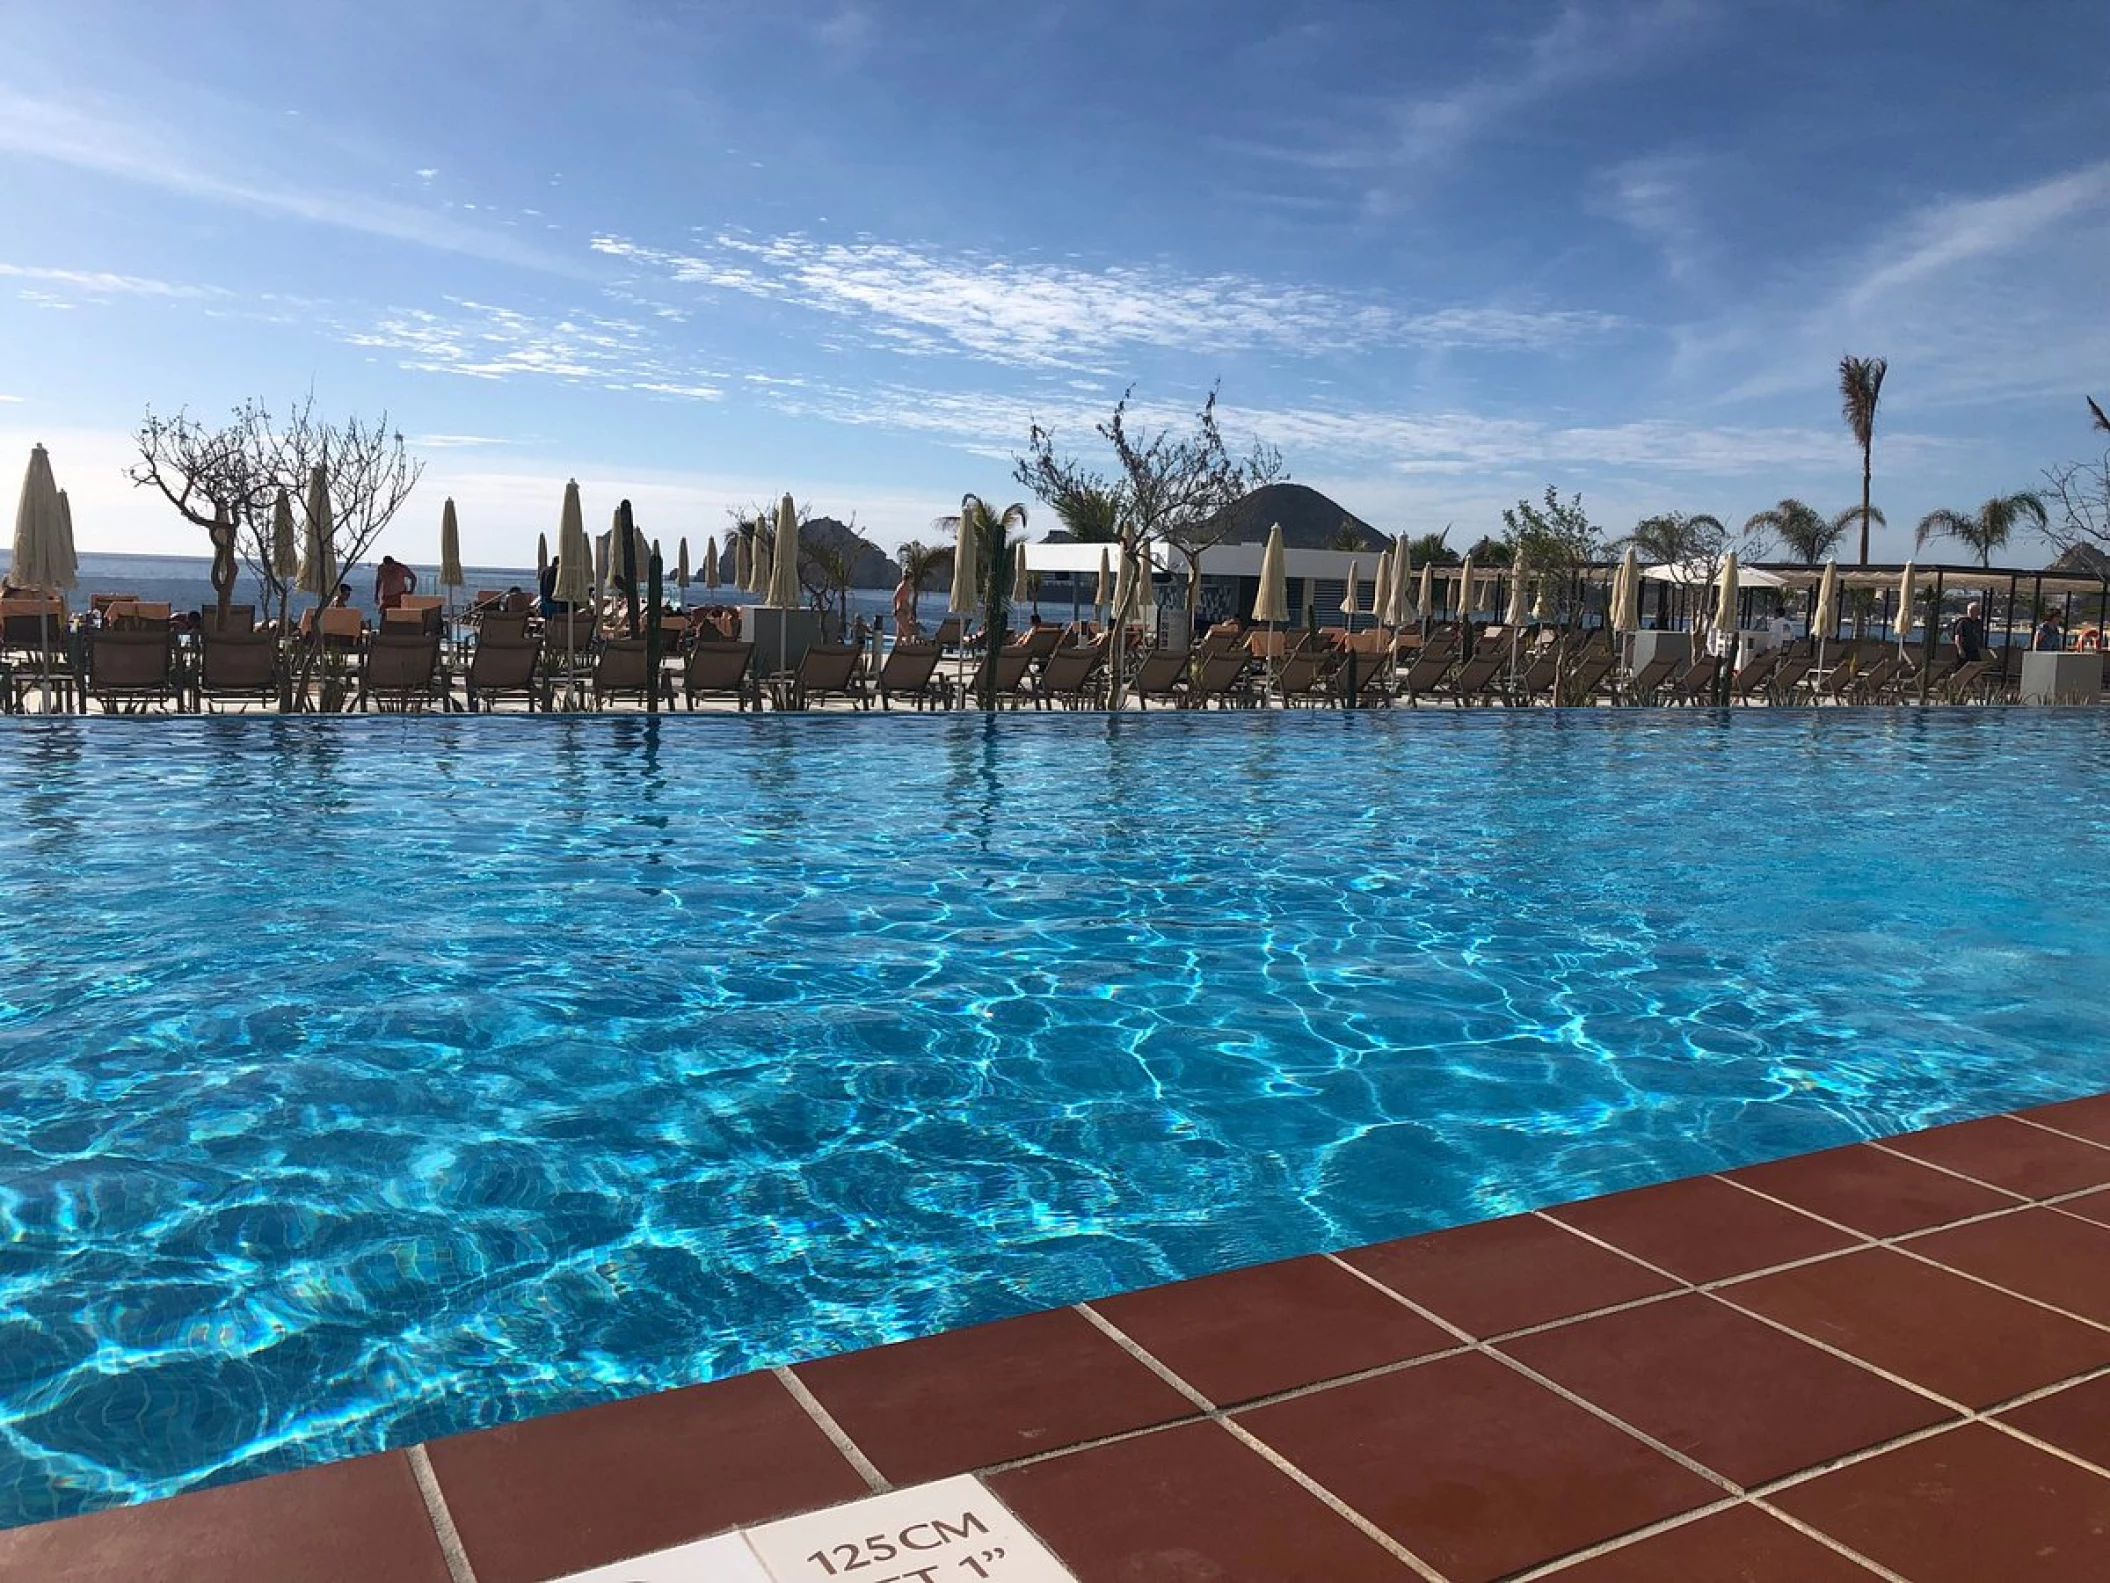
[1,709,2107,1524]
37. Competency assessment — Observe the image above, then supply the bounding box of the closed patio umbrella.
[1339,560,1362,627]
[554,481,593,706]
[1713,551,1740,675]
[1371,550,1392,630]
[1614,548,1641,633]
[1013,538,1032,608]
[12,444,74,595]
[1454,553,1476,620]
[735,530,752,593]
[704,535,719,591]
[1504,549,1529,630]
[1415,559,1434,628]
[537,531,549,584]
[297,463,335,603]
[1094,545,1113,619]
[271,489,298,581]
[593,526,611,604]
[439,498,464,594]
[767,493,801,610]
[751,523,773,601]
[1894,560,1918,648]
[948,506,979,615]
[676,536,691,592]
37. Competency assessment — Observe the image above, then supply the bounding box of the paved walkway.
[6,1094,2110,1581]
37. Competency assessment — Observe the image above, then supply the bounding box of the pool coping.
[7,1091,2110,1580]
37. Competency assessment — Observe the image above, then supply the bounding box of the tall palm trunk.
[1859,449,1873,567]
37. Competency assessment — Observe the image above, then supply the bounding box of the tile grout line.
[1737,1499,1917,1583]
[1069,1303,1453,1581]
[2002,1111,2110,1153]
[772,1367,890,1494]
[407,1444,478,1583]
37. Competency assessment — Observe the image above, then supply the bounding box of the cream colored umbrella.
[271,489,298,580]
[1713,551,1740,669]
[1894,560,1918,648]
[1013,538,1031,606]
[767,492,801,610]
[537,532,549,584]
[11,444,73,595]
[593,526,611,603]
[1813,560,1838,641]
[1612,548,1640,633]
[1454,553,1476,619]
[1387,541,1411,627]
[1093,545,1113,618]
[1371,550,1393,630]
[676,536,691,591]
[1504,549,1529,629]
[1530,577,1552,623]
[704,535,720,591]
[1252,523,1288,625]
[297,463,335,602]
[1339,560,1363,627]
[751,525,772,600]
[439,498,464,594]
[1414,559,1434,628]
[735,530,752,592]
[553,481,594,705]
[948,505,979,614]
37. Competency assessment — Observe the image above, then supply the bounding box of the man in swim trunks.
[374,555,418,611]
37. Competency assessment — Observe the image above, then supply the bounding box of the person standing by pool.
[2034,610,2065,651]
[539,556,569,617]
[1953,601,1987,663]
[374,555,418,611]
[892,569,918,639]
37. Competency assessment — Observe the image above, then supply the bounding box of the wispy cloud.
[410,433,524,449]
[0,263,224,299]
[344,299,724,398]
[1592,151,1714,285]
[0,91,584,277]
[1844,162,2110,313]
[592,232,1621,369]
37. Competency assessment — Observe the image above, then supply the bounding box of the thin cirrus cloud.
[589,233,1621,370]
[343,300,724,399]
[0,263,225,300]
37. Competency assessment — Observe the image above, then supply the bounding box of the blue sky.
[3,0,2107,566]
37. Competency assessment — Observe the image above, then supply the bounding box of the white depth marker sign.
[742,1475,1078,1583]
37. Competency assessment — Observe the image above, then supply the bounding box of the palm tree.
[1839,355,1888,565]
[1329,518,1369,551]
[931,494,1029,707]
[1615,512,1726,564]
[2088,395,2108,432]
[895,539,951,629]
[1915,491,2049,567]
[1053,484,1122,543]
[1744,499,1835,564]
[1404,527,1458,567]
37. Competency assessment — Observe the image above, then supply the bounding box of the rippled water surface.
[2,710,2106,1523]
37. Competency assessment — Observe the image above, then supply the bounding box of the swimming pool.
[1,709,2105,1524]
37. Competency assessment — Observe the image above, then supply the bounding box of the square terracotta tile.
[1088,1254,1454,1406]
[1772,1422,2110,1582]
[1999,1375,2110,1472]
[1546,1175,1859,1284]
[792,1306,1199,1485]
[2016,1092,2110,1146]
[425,1370,869,1583]
[2058,1188,2110,1229]
[1548,1504,1881,1581]
[1878,1115,2110,1198]
[987,1420,1413,1581]
[1237,1351,1717,1583]
[1909,1209,2110,1325]
[0,1452,449,1583]
[1725,1141,2020,1237]
[1723,1248,2110,1408]
[1339,1212,1676,1338]
[1501,1294,1947,1488]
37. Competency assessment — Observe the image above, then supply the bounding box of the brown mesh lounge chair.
[1033,642,1107,710]
[1397,646,1456,705]
[3,600,76,710]
[356,632,444,711]
[1766,653,1814,704]
[1441,650,1506,705]
[1728,650,1780,702]
[592,638,664,709]
[1273,650,1333,707]
[874,641,948,710]
[87,630,177,713]
[475,610,531,644]
[1127,651,1188,709]
[974,648,1034,709]
[197,604,256,635]
[683,640,758,710]
[782,642,864,710]
[463,638,543,712]
[197,629,280,710]
[1619,651,1680,705]
[1941,657,1993,703]
[1185,650,1254,708]
[1559,647,1618,705]
[1669,656,1723,704]
[1323,652,1391,708]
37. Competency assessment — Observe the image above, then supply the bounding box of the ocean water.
[0,708,2105,1524]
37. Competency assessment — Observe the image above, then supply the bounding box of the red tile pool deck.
[7,1093,2110,1581]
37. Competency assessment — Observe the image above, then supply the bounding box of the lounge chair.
[356,632,444,711]
[1033,643,1107,710]
[683,640,759,711]
[1766,654,1815,705]
[197,604,256,635]
[929,616,965,651]
[1273,650,1334,707]
[87,630,177,713]
[1619,652,1680,705]
[1397,646,1456,706]
[2,600,75,710]
[197,630,280,711]
[592,639,665,710]
[1186,650,1255,709]
[781,642,864,710]
[1559,648,1617,706]
[980,648,1034,708]
[475,611,532,645]
[1322,652,1390,708]
[1941,658,1994,703]
[1669,657,1724,704]
[1442,651,1506,706]
[1128,651,1188,709]
[1728,650,1780,703]
[1848,656,1901,704]
[463,638,543,712]
[872,641,947,710]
